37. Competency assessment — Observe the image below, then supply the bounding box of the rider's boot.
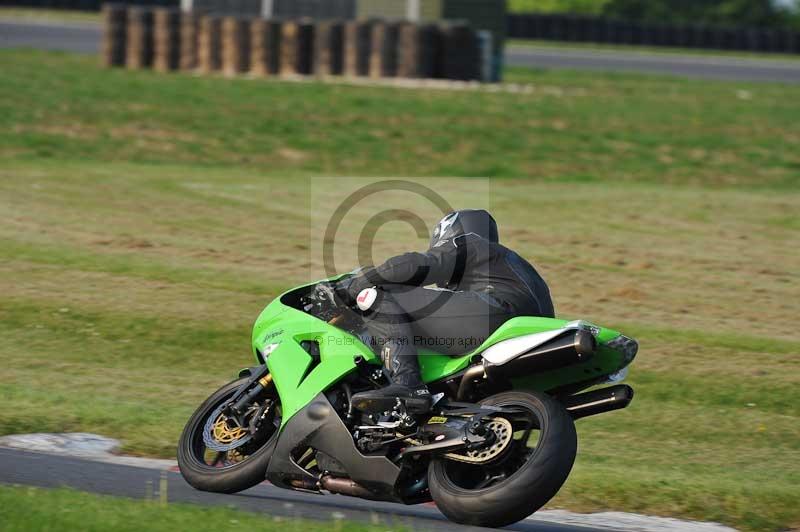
[351,343,432,415]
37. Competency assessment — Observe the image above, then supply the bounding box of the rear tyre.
[428,390,577,527]
[177,377,280,494]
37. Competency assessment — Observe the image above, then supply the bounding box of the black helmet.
[430,209,499,248]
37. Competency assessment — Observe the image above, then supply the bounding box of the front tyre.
[178,377,280,494]
[428,391,577,527]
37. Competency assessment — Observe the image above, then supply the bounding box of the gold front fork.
[258,373,273,388]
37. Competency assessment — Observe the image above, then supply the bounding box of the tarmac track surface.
[2,18,800,83]
[505,44,800,83]
[0,18,99,54]
[0,448,607,532]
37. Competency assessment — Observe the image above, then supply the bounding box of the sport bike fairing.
[180,275,639,525]
[251,280,634,427]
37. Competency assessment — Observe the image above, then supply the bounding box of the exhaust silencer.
[563,384,634,420]
[483,329,596,381]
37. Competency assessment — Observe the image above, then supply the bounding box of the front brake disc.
[202,403,254,452]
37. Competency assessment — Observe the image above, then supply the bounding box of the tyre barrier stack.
[343,19,372,77]
[101,4,127,67]
[441,23,481,81]
[153,7,180,72]
[222,17,251,75]
[250,18,281,76]
[396,22,439,79]
[369,21,399,78]
[314,20,345,76]
[179,11,199,70]
[197,15,222,74]
[101,4,489,81]
[126,6,154,69]
[279,20,315,76]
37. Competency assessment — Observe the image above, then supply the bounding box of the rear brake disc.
[406,417,514,464]
[445,417,514,464]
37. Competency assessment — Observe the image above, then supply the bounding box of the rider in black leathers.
[335,209,554,413]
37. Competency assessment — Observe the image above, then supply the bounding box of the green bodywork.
[252,281,629,426]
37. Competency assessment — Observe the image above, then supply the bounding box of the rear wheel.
[428,390,576,527]
[177,377,281,494]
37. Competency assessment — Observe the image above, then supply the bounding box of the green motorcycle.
[178,276,638,527]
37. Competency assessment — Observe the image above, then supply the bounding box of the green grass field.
[509,0,609,15]
[1,50,799,531]
[0,485,393,532]
[0,6,100,23]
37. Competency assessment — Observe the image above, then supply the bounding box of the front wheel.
[177,377,281,494]
[428,390,577,528]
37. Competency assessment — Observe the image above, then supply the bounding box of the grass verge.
[2,50,800,186]
[0,485,391,532]
[0,49,798,531]
[0,7,100,23]
[508,0,608,15]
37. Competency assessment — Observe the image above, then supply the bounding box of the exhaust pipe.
[456,364,486,400]
[562,384,634,420]
[320,476,379,500]
[290,476,385,501]
[289,478,320,491]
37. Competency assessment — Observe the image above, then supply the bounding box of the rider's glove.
[336,278,382,314]
[334,273,376,306]
[333,277,359,305]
